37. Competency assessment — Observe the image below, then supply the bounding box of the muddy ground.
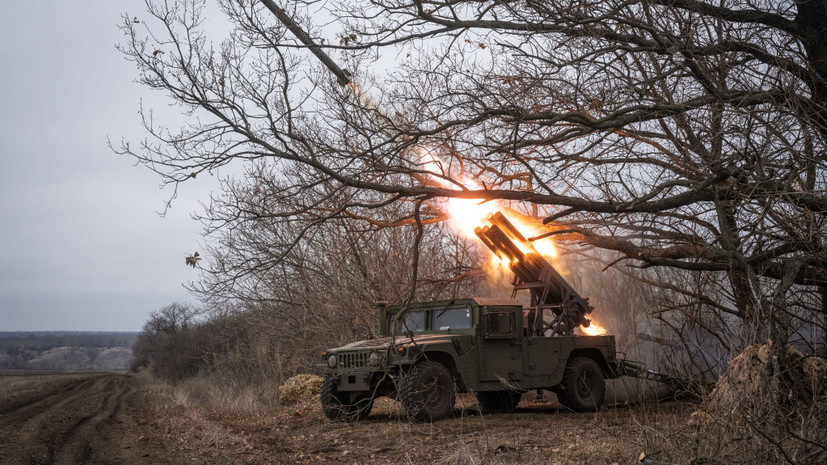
[0,372,696,465]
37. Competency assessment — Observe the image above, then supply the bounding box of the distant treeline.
[0,332,138,371]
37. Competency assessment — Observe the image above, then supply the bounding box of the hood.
[332,334,459,351]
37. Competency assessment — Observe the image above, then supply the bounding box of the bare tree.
[132,302,201,379]
[120,4,827,458]
[117,1,825,348]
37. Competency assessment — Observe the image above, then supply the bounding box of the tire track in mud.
[0,373,131,465]
[50,375,128,464]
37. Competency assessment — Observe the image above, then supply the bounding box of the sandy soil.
[0,372,695,465]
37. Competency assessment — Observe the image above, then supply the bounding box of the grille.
[339,351,368,368]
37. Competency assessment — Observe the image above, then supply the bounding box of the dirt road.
[0,372,165,465]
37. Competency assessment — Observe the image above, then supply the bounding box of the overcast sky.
[0,2,215,331]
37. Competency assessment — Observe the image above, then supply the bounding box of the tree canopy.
[118,0,826,347]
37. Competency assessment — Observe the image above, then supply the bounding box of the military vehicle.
[320,213,622,422]
[256,5,628,422]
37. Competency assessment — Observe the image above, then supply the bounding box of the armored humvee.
[320,298,619,421]
[320,212,621,422]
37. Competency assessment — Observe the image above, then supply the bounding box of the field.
[0,371,698,465]
[0,332,137,371]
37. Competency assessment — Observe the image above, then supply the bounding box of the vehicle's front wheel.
[398,361,456,422]
[556,357,605,412]
[476,389,521,413]
[320,375,373,421]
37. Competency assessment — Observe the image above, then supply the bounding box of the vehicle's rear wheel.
[398,361,456,422]
[320,375,373,421]
[557,357,605,412]
[475,389,521,413]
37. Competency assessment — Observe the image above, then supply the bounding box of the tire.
[320,375,374,421]
[476,390,521,413]
[557,357,605,412]
[398,361,456,422]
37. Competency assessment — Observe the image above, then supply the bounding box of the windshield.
[394,310,426,333]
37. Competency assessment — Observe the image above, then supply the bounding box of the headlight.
[369,352,380,366]
[327,354,338,368]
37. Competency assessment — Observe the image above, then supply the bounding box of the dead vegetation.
[126,333,827,465]
[132,370,696,465]
[128,262,827,463]
[691,341,827,464]
[705,341,827,417]
[278,374,323,406]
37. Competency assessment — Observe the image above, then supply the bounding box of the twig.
[637,452,680,465]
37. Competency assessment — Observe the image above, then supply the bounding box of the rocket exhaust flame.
[580,320,608,336]
[417,148,608,336]
[473,212,607,336]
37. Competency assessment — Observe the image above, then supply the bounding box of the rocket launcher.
[474,212,593,335]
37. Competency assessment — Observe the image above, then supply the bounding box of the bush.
[278,374,323,405]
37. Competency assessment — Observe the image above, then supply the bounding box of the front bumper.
[321,347,421,391]
[330,371,373,391]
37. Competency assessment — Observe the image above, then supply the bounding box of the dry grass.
[0,371,101,405]
[130,348,827,465]
[132,369,699,465]
[278,374,323,406]
[0,373,55,396]
[135,368,277,414]
[691,342,827,464]
[623,342,827,465]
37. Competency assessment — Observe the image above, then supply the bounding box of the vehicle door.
[526,335,564,378]
[478,307,523,382]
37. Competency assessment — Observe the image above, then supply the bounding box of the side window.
[434,306,472,330]
[485,311,515,338]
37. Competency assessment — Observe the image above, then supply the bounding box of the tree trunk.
[796,0,827,136]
